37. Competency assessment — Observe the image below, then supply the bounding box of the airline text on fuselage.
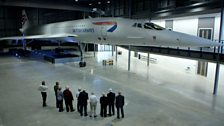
[72,28,95,33]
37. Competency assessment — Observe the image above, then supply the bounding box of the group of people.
[38,81,125,119]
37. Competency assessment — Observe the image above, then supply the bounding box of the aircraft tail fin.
[19,10,30,33]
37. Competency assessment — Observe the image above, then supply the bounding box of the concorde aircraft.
[0,10,222,66]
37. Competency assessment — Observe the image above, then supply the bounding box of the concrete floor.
[0,51,224,126]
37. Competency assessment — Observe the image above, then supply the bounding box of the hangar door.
[197,17,214,77]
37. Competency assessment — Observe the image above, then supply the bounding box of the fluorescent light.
[89,3,92,6]
[107,1,110,4]
[75,0,78,2]
[98,2,101,4]
[92,8,97,12]
[189,7,204,12]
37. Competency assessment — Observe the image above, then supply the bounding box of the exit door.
[198,28,213,40]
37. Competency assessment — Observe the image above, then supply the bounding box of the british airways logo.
[93,21,117,32]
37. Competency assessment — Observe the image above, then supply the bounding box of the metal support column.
[94,44,96,57]
[147,53,150,66]
[112,45,114,56]
[86,44,88,52]
[127,0,132,71]
[116,45,118,62]
[214,61,220,95]
[128,45,131,71]
[213,1,224,95]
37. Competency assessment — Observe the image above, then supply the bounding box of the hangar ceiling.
[0,0,103,14]
[0,0,221,17]
[0,0,222,37]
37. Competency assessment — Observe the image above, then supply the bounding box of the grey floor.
[0,51,224,126]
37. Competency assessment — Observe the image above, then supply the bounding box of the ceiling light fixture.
[92,8,97,12]
[89,3,92,6]
[98,2,101,4]
[107,1,110,4]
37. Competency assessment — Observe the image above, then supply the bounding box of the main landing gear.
[79,61,86,67]
[78,43,86,67]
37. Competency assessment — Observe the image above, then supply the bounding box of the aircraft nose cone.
[180,33,220,47]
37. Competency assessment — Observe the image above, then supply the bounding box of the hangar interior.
[0,0,224,126]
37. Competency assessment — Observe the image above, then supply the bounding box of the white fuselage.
[22,17,221,47]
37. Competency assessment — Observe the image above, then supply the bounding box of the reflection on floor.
[0,51,224,126]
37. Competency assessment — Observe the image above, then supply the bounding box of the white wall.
[118,13,223,95]
[150,13,222,82]
[214,15,221,40]
[173,18,198,36]
[151,20,165,27]
[152,13,221,38]
[152,17,198,36]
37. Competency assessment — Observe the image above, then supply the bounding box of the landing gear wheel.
[79,61,86,67]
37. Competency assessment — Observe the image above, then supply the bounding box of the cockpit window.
[144,23,165,30]
[144,23,153,29]
[132,23,137,27]
[137,23,142,28]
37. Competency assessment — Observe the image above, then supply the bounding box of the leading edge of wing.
[0,34,78,41]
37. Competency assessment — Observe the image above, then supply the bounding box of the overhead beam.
[0,0,103,14]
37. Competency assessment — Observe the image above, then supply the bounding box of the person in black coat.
[63,86,74,112]
[115,92,125,119]
[100,93,108,117]
[54,82,59,108]
[76,88,82,113]
[78,89,89,116]
[107,88,115,116]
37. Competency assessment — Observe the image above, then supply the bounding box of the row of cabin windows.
[132,22,165,30]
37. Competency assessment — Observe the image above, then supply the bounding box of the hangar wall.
[152,13,221,40]
[0,7,21,37]
[132,12,224,96]
[116,11,224,96]
[0,7,84,37]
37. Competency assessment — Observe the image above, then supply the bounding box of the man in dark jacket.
[115,92,125,119]
[107,88,115,116]
[78,89,88,116]
[63,86,74,112]
[100,93,108,117]
[54,82,59,108]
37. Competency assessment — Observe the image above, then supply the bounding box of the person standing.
[100,93,108,117]
[76,88,82,113]
[107,88,115,116]
[78,89,89,116]
[57,87,64,112]
[38,81,48,107]
[115,92,125,119]
[89,92,98,118]
[63,86,75,112]
[54,82,60,108]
